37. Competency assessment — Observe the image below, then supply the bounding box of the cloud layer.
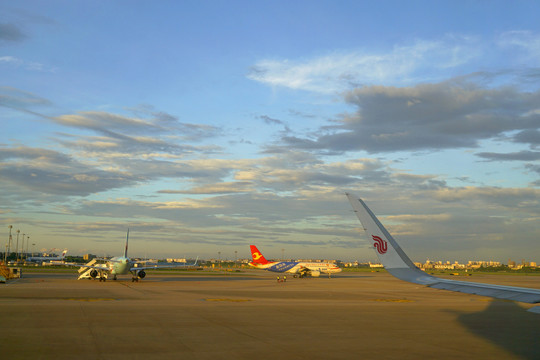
[1,26,539,261]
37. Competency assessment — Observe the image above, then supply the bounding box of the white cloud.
[498,30,540,61]
[247,36,481,93]
[0,56,20,64]
[0,55,55,72]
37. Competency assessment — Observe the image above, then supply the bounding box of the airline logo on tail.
[372,235,388,254]
[249,245,269,265]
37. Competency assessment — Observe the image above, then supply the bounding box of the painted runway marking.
[64,298,117,302]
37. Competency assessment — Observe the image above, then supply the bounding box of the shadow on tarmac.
[456,300,540,359]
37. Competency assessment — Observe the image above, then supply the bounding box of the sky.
[1,1,539,263]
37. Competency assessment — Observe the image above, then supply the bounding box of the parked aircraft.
[27,249,68,263]
[345,193,540,313]
[65,230,197,282]
[249,245,342,277]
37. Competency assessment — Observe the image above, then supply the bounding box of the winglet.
[345,192,540,305]
[345,193,437,285]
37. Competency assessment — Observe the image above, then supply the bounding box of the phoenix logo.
[252,252,263,260]
[372,235,388,254]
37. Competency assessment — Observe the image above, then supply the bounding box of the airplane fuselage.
[250,261,342,275]
[109,256,132,275]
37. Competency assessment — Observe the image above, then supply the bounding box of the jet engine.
[309,270,321,277]
[90,269,98,278]
[137,270,146,279]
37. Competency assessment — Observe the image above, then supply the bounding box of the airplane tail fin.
[346,192,540,305]
[345,193,436,285]
[250,245,270,265]
[124,229,129,258]
[61,250,68,259]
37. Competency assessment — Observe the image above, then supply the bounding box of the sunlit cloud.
[159,181,254,194]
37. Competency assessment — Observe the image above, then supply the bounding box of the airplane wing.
[62,262,111,271]
[130,257,198,271]
[345,193,540,311]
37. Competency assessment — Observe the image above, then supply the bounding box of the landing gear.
[113,275,117,280]
[131,277,139,282]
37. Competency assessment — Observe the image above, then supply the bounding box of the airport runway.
[1,270,539,359]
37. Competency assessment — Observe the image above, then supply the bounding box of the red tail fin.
[250,245,269,265]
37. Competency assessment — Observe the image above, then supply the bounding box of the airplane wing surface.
[63,262,111,271]
[345,193,540,308]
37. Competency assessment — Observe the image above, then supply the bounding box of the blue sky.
[1,1,539,263]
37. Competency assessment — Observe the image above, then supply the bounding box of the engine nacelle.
[309,270,321,277]
[137,270,146,279]
[90,269,98,278]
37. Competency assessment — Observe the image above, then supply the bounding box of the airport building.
[413,259,538,271]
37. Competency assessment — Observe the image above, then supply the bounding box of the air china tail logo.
[252,252,263,261]
[372,235,388,254]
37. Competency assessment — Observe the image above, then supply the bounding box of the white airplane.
[65,230,197,282]
[249,245,342,277]
[345,193,540,313]
[27,249,68,263]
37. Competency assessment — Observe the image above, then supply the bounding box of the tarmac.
[1,269,539,360]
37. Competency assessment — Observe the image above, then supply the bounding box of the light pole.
[21,234,25,261]
[26,236,29,259]
[218,251,221,269]
[16,230,20,261]
[8,225,12,258]
[235,250,237,268]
